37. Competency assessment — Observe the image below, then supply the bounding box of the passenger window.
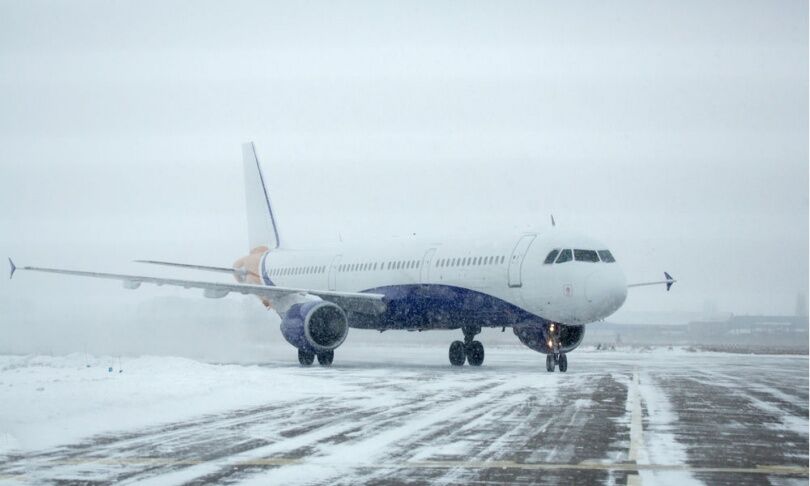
[598,250,616,263]
[556,249,573,264]
[544,249,560,264]
[574,250,600,262]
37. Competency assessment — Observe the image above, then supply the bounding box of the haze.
[0,0,807,355]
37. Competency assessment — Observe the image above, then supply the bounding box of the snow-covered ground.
[0,345,807,485]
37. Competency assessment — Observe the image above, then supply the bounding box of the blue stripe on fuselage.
[349,284,548,331]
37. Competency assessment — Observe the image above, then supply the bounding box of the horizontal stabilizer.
[627,272,677,291]
[134,260,256,279]
[8,258,15,279]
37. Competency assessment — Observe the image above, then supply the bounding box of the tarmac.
[0,346,807,485]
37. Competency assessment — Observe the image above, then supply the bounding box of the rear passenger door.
[328,255,341,290]
[420,248,437,284]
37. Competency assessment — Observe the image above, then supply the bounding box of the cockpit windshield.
[547,248,616,264]
[555,249,573,263]
[574,249,600,262]
[598,250,616,263]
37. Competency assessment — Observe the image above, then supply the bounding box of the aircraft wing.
[8,259,386,315]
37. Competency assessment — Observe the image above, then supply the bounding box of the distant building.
[585,315,809,350]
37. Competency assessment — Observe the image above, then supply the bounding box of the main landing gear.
[449,326,485,367]
[298,349,333,367]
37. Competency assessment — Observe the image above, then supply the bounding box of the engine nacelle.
[514,323,585,354]
[280,301,349,353]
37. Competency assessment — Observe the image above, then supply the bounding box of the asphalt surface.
[0,347,807,485]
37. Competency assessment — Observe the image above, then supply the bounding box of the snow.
[0,345,806,485]
[0,353,334,454]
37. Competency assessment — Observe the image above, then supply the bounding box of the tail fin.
[242,142,281,250]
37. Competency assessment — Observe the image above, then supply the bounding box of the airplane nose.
[585,269,627,316]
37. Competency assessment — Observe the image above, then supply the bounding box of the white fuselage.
[258,228,627,329]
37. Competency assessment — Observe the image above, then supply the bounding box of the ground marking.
[32,458,808,476]
[627,370,644,485]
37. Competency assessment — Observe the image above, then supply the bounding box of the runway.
[0,346,807,485]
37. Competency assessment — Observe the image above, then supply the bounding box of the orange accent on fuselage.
[233,246,272,308]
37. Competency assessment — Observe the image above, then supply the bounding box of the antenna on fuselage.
[550,214,556,227]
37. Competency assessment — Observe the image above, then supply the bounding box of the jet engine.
[280,301,349,353]
[514,323,585,354]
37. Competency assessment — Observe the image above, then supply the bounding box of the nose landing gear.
[546,352,568,372]
[545,322,568,372]
[448,325,485,366]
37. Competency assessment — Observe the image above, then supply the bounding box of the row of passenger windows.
[339,260,421,272]
[544,249,616,264]
[268,254,510,277]
[268,265,327,277]
[436,255,505,267]
[269,260,422,277]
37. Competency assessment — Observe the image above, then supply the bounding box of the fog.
[0,0,807,357]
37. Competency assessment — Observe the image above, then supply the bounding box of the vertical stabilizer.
[242,142,281,250]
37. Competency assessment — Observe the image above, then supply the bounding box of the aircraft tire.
[546,354,555,372]
[449,340,466,366]
[316,350,334,366]
[298,349,315,366]
[558,353,568,372]
[466,341,485,366]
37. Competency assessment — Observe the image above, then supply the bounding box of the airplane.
[8,142,675,372]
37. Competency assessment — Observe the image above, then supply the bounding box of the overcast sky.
[0,0,807,350]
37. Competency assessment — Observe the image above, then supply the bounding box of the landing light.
[547,339,553,348]
[549,323,555,332]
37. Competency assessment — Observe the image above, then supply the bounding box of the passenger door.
[508,234,537,288]
[420,248,437,284]
[328,255,341,290]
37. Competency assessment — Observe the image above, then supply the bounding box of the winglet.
[664,271,675,291]
[8,258,16,280]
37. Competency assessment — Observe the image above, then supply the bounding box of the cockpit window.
[555,249,573,263]
[598,250,616,263]
[574,249,600,262]
[544,249,560,264]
